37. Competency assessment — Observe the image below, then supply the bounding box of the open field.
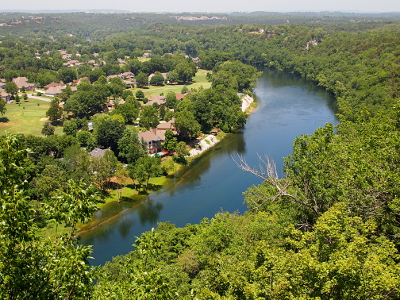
[137,69,212,98]
[0,98,63,136]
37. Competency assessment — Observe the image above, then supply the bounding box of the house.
[107,99,125,110]
[138,129,166,154]
[61,53,72,60]
[0,88,11,103]
[45,86,63,97]
[12,77,36,91]
[124,80,135,88]
[175,93,186,100]
[144,95,166,106]
[120,72,134,79]
[44,82,64,89]
[156,118,176,133]
[89,148,108,158]
[68,60,80,66]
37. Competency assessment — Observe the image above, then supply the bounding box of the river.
[80,67,339,266]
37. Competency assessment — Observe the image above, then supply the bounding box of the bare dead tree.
[232,153,320,217]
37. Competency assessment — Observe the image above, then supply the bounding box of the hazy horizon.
[1,0,399,14]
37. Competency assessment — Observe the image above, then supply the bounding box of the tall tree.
[162,129,178,153]
[135,73,149,88]
[129,155,162,191]
[174,110,201,140]
[46,97,63,124]
[96,117,125,152]
[139,106,159,130]
[41,122,55,136]
[118,126,146,164]
[4,82,18,98]
[58,67,77,84]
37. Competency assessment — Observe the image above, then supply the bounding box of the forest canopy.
[1,12,400,299]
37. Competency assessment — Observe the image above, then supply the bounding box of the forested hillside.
[93,22,400,299]
[1,13,400,299]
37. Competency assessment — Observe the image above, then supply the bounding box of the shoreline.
[76,96,257,236]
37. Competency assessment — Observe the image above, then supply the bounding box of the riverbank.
[80,67,339,265]
[76,95,256,236]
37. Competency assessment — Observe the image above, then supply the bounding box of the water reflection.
[138,200,163,225]
[117,217,136,239]
[81,67,339,265]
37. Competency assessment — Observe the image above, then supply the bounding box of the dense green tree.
[14,94,20,104]
[64,81,108,117]
[112,102,139,123]
[118,126,146,164]
[46,97,63,124]
[213,60,261,91]
[175,61,196,83]
[41,122,55,136]
[121,89,133,100]
[135,73,149,88]
[58,84,73,102]
[36,70,59,88]
[181,85,189,94]
[96,117,125,152]
[129,155,162,190]
[162,129,177,153]
[165,91,177,109]
[159,104,166,120]
[31,163,67,201]
[126,58,143,74]
[166,70,179,83]
[101,63,121,76]
[150,72,165,86]
[0,134,96,299]
[91,150,119,190]
[63,119,78,136]
[89,69,106,83]
[76,130,95,147]
[4,82,18,98]
[174,110,201,140]
[198,50,234,70]
[77,64,92,78]
[139,106,159,130]
[135,89,145,101]
[58,67,77,84]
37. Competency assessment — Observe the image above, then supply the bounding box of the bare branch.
[232,153,320,217]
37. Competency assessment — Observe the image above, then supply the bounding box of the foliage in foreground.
[94,204,400,299]
[0,134,97,299]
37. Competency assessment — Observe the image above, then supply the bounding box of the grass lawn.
[0,98,63,136]
[133,69,212,98]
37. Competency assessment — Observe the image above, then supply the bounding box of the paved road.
[25,95,52,102]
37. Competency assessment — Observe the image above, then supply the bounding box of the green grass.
[0,98,63,136]
[133,69,212,98]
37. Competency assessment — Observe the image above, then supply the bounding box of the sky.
[1,0,400,13]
